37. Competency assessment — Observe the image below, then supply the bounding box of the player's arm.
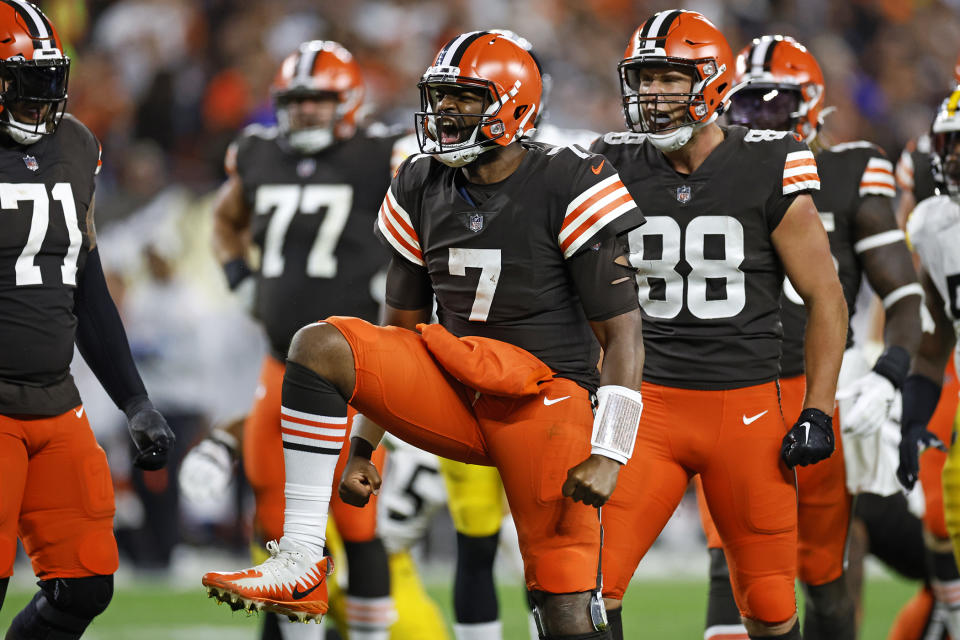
[211,147,255,291]
[179,415,244,506]
[894,148,918,229]
[773,193,848,467]
[838,195,923,437]
[562,235,644,507]
[340,255,432,506]
[897,267,955,489]
[74,198,175,470]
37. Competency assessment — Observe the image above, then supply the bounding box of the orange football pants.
[0,407,118,580]
[242,354,386,545]
[326,316,602,594]
[698,375,849,586]
[603,381,798,624]
[921,359,959,539]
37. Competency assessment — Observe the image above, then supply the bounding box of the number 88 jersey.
[0,115,99,390]
[592,125,820,390]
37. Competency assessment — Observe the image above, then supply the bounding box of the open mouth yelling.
[439,116,465,144]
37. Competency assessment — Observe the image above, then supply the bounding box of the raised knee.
[288,322,352,379]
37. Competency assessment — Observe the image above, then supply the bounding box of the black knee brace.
[803,577,855,640]
[605,607,623,640]
[545,631,611,639]
[6,575,113,640]
[342,538,390,599]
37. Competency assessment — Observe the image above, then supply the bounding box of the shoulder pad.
[909,195,960,238]
[829,140,881,154]
[240,124,279,140]
[364,122,408,139]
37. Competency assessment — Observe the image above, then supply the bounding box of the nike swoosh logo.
[543,396,571,406]
[291,581,322,600]
[591,159,605,175]
[742,410,767,425]
[75,407,84,419]
[802,421,811,443]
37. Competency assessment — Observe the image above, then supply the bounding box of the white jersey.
[907,194,960,369]
[531,123,599,149]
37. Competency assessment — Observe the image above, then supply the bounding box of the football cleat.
[202,538,333,622]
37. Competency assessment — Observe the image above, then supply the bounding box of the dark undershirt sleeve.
[384,254,433,310]
[567,233,639,321]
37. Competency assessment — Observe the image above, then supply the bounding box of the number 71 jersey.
[0,114,100,390]
[592,126,820,390]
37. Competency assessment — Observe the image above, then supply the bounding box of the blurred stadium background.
[2,0,959,637]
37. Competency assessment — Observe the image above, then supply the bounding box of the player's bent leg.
[800,577,856,640]
[342,539,394,640]
[528,590,610,639]
[6,575,113,640]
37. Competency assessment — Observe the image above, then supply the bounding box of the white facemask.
[422,117,491,167]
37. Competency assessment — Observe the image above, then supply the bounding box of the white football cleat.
[203,537,333,622]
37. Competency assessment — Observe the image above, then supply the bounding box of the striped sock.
[346,595,396,640]
[280,360,348,557]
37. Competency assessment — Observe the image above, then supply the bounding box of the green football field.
[0,573,919,639]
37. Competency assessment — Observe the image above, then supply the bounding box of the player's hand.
[562,454,621,508]
[125,398,176,471]
[339,455,382,507]
[897,427,946,490]
[781,408,834,468]
[179,435,236,506]
[838,372,896,438]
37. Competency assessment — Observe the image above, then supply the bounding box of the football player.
[591,12,848,640]
[204,30,646,640]
[692,35,922,640]
[900,89,960,637]
[191,41,410,639]
[0,1,175,638]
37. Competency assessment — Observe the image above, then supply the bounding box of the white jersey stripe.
[378,214,425,266]
[12,0,51,44]
[854,229,905,253]
[895,151,915,190]
[785,150,816,163]
[439,32,474,66]
[280,420,346,437]
[782,179,820,195]
[783,164,819,179]
[565,174,620,217]
[559,186,631,245]
[563,201,636,258]
[280,406,348,424]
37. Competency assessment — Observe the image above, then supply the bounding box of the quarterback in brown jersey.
[191,41,420,639]
[0,1,175,638]
[591,11,847,640]
[205,31,645,639]
[693,35,922,640]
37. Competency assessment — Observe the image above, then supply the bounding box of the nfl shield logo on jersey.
[675,185,691,203]
[22,155,38,172]
[468,212,484,233]
[297,158,316,178]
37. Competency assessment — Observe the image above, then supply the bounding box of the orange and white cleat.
[203,537,333,623]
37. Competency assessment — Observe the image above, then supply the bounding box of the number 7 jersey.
[591,126,820,389]
[376,142,645,390]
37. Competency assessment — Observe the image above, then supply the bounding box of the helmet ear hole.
[514,104,528,120]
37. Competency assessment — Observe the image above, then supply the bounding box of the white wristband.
[590,385,643,464]
[350,413,386,450]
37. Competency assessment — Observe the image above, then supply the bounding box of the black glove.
[897,427,946,490]
[124,397,176,471]
[781,408,835,468]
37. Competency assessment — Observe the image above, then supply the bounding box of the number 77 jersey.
[591,126,820,390]
[376,141,645,390]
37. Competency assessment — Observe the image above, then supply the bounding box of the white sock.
[705,624,749,639]
[278,619,324,639]
[933,579,960,637]
[454,620,503,640]
[346,595,396,640]
[280,403,347,556]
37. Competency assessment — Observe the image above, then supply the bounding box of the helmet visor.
[728,87,801,132]
[1,58,70,138]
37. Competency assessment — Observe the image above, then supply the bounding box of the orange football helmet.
[416,31,541,167]
[0,0,69,145]
[619,10,734,151]
[272,40,364,153]
[727,35,825,143]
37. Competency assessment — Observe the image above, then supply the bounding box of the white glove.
[838,371,897,438]
[178,433,236,508]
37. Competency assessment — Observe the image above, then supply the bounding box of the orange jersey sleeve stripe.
[559,192,635,254]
